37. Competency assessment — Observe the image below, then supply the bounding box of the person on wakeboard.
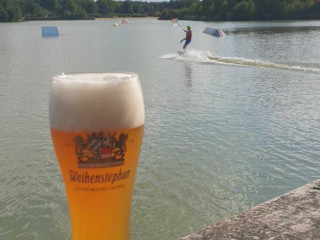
[180,26,192,50]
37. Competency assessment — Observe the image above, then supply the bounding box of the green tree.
[232,0,255,20]
[65,0,77,12]
[159,8,169,19]
[254,0,274,19]
[0,0,22,21]
[85,0,97,14]
[0,4,9,21]
[122,0,133,14]
[96,0,113,15]
[24,0,43,16]
[188,1,202,16]
[39,0,60,11]
[133,2,143,14]
[201,0,214,18]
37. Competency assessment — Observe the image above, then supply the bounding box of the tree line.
[0,0,319,22]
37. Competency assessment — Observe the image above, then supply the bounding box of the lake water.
[0,19,320,240]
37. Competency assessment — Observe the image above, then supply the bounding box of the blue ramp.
[41,26,59,37]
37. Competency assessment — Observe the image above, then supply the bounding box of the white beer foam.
[50,73,145,132]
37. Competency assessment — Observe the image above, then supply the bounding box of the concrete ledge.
[180,179,320,240]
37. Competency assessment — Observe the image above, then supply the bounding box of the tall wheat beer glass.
[49,73,144,240]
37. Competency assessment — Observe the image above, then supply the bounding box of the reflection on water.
[184,63,193,90]
[0,19,320,240]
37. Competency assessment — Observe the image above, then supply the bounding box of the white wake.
[161,50,320,74]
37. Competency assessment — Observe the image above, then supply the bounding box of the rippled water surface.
[0,19,320,240]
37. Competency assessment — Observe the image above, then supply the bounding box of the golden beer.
[49,73,144,240]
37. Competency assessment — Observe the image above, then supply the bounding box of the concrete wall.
[180,179,320,240]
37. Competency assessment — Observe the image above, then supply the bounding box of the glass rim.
[52,72,139,82]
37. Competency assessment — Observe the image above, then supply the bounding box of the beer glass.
[49,73,145,240]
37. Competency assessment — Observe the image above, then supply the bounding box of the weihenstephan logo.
[74,131,128,168]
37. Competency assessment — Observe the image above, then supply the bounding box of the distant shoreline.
[95,17,159,21]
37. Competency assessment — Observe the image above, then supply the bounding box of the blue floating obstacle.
[41,26,59,37]
[202,27,226,38]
